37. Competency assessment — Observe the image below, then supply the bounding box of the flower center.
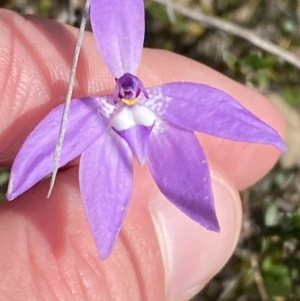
[114,73,148,105]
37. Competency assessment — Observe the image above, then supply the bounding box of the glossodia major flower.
[6,0,286,259]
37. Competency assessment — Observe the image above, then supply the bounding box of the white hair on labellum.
[47,0,92,198]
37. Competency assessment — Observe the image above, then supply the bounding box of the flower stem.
[47,0,91,198]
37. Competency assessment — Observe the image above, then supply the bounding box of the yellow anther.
[122,98,138,106]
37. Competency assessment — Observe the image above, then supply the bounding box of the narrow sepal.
[147,120,220,232]
[7,96,113,200]
[79,131,133,259]
[145,83,286,151]
[90,0,145,77]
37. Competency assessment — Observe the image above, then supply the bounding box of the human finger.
[0,10,285,191]
[0,164,241,301]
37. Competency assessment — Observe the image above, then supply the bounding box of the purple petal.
[7,96,114,200]
[114,124,153,164]
[90,0,145,78]
[79,131,133,259]
[144,83,286,151]
[147,120,220,232]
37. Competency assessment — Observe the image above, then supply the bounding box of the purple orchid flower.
[6,0,286,259]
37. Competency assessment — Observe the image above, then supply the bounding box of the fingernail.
[149,171,242,301]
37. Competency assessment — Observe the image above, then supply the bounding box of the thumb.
[141,167,242,301]
[0,166,241,301]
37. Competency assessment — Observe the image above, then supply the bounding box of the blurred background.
[0,1,300,300]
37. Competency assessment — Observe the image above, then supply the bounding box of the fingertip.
[148,168,242,301]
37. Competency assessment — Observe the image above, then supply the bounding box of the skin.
[0,9,285,301]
